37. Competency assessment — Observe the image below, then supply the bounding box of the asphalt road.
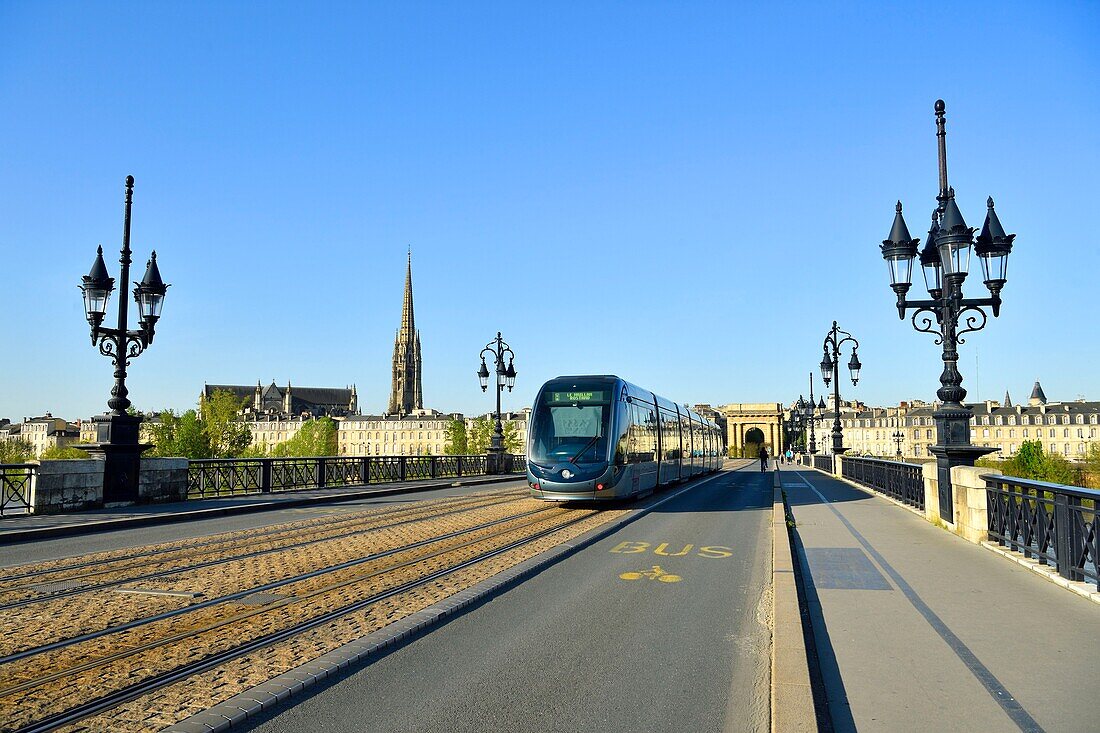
[241,465,774,733]
[0,479,531,565]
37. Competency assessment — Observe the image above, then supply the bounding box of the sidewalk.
[776,462,1097,733]
[0,474,523,544]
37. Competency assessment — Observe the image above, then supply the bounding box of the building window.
[926,429,933,440]
[982,429,989,438]
[1050,429,1056,438]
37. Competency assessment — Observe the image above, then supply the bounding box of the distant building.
[802,380,1100,460]
[2,414,80,457]
[202,381,358,419]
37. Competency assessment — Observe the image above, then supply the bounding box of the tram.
[526,375,724,501]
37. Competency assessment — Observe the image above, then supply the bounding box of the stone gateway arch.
[717,403,785,457]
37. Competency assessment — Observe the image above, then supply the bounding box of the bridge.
[0,453,1095,732]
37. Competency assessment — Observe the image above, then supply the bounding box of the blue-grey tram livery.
[527,375,725,501]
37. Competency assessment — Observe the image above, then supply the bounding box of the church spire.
[389,249,424,415]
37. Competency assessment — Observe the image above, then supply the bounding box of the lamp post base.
[928,443,996,524]
[82,413,151,504]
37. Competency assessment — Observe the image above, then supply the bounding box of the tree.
[147,409,212,459]
[200,390,252,458]
[1085,443,1100,489]
[272,418,338,457]
[503,421,524,453]
[466,416,494,455]
[0,439,34,463]
[1006,440,1045,480]
[40,445,90,460]
[443,418,468,455]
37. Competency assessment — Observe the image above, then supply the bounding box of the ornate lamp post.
[880,100,1015,522]
[804,372,819,455]
[893,429,904,458]
[79,176,170,503]
[819,321,860,455]
[786,406,804,454]
[477,331,516,473]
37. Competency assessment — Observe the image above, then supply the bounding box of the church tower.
[388,250,424,415]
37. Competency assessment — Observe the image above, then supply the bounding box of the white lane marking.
[792,471,832,504]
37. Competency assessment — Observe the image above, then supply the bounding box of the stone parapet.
[951,465,1000,544]
[922,462,940,525]
[139,458,189,503]
[29,460,104,514]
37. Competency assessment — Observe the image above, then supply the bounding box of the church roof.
[1030,380,1047,403]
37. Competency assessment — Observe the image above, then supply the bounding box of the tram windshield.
[529,386,612,465]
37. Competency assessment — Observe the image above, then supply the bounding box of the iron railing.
[986,475,1099,591]
[187,454,526,499]
[0,464,35,516]
[813,454,834,473]
[842,456,926,511]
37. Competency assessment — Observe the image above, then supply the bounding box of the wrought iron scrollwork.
[909,306,944,344]
[954,305,988,344]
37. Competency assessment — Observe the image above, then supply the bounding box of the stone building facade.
[2,414,80,457]
[799,381,1100,461]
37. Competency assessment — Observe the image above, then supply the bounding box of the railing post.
[431,456,438,479]
[1053,491,1071,579]
[261,459,272,494]
[360,457,368,485]
[317,457,327,489]
[457,456,463,477]
[399,456,406,482]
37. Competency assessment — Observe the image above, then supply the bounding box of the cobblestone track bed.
[69,509,627,733]
[6,507,619,732]
[0,503,566,689]
[0,494,533,657]
[0,489,527,597]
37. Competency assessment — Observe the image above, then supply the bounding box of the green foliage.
[200,390,252,458]
[503,421,524,453]
[740,443,761,458]
[40,445,90,460]
[271,418,338,457]
[1084,444,1100,490]
[990,439,1084,487]
[466,416,494,455]
[147,409,213,459]
[0,439,34,464]
[443,418,468,455]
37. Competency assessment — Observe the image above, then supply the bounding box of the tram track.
[0,487,528,586]
[0,501,560,669]
[2,504,601,732]
[0,488,529,611]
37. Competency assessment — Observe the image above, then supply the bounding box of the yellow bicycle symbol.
[619,565,682,583]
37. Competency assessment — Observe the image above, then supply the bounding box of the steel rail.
[9,509,595,733]
[0,502,563,668]
[0,491,528,610]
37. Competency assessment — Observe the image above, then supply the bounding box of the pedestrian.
[785,448,793,465]
[759,446,768,472]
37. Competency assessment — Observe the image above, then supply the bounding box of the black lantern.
[80,246,115,337]
[504,360,517,391]
[974,197,1014,314]
[848,350,861,385]
[133,251,169,341]
[936,193,974,277]
[478,360,490,391]
[820,351,833,386]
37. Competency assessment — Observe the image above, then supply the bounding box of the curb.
[0,475,523,545]
[771,469,817,733]
[163,468,737,732]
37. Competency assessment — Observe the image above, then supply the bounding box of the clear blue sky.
[1,2,1098,421]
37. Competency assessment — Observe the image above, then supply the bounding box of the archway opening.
[743,427,765,458]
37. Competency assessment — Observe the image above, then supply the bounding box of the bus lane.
[243,464,774,733]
